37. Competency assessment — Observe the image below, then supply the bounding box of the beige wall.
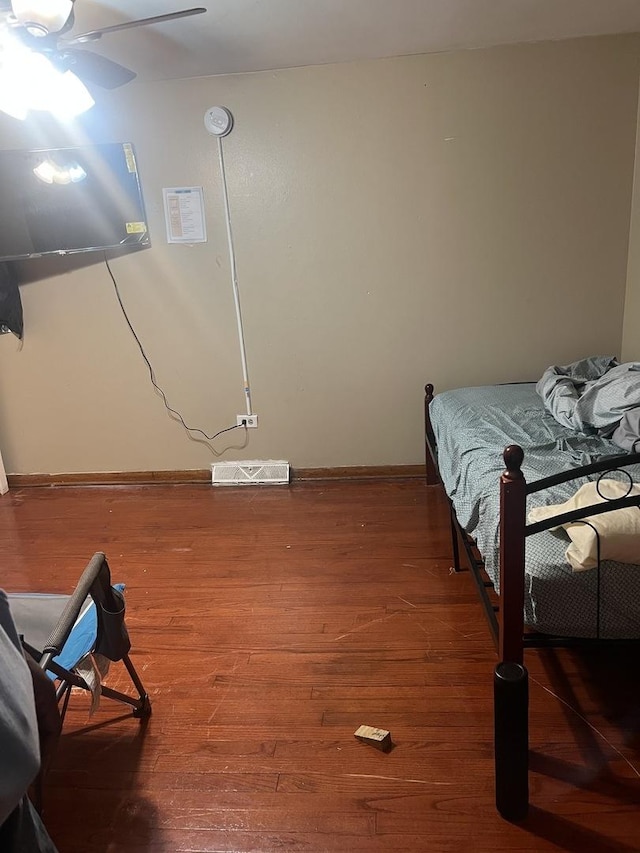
[623,88,640,362]
[1,34,639,474]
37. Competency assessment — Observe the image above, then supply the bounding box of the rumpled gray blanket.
[536,356,640,450]
[612,410,640,451]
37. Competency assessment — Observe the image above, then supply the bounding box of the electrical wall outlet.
[237,414,259,428]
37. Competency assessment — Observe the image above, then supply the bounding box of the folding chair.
[7,552,151,723]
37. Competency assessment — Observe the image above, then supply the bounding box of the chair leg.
[99,653,152,718]
[123,653,152,717]
[58,683,72,724]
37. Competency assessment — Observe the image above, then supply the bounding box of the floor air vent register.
[211,460,290,486]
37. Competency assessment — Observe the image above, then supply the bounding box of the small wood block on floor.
[354,724,393,752]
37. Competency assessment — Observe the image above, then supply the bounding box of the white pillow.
[528,479,640,571]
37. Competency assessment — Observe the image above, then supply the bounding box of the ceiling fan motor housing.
[10,0,74,35]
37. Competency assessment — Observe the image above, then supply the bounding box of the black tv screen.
[0,142,150,261]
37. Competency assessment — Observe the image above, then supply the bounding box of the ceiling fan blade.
[64,7,206,44]
[62,48,136,89]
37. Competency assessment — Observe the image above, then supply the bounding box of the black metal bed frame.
[424,382,640,821]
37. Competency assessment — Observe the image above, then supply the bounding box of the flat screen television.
[0,142,150,261]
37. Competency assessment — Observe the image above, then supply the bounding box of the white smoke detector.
[204,106,233,137]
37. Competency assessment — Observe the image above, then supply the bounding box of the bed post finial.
[503,445,524,481]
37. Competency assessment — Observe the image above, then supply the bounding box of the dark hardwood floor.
[1,480,639,852]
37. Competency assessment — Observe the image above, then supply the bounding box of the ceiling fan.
[1,1,206,90]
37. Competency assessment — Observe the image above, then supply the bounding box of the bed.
[424,370,640,820]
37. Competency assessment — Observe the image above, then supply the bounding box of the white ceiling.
[72,0,640,82]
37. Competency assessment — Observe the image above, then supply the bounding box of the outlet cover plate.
[237,414,258,428]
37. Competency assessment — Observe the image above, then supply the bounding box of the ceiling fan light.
[49,69,94,118]
[19,56,92,117]
[0,47,47,117]
[11,0,73,34]
[0,30,93,120]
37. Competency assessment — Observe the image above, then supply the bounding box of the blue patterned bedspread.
[430,383,640,638]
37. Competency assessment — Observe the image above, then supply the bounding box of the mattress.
[430,383,640,638]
